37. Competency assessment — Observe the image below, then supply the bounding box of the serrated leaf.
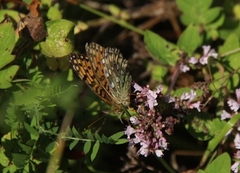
[40,19,74,58]
[202,7,222,24]
[177,24,202,54]
[177,0,213,25]
[177,0,212,12]
[69,140,79,150]
[91,142,100,161]
[83,141,91,154]
[144,30,179,66]
[219,33,239,55]
[185,111,214,141]
[205,118,226,136]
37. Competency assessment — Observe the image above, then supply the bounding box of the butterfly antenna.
[84,112,107,130]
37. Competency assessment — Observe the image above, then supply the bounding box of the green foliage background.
[0,0,240,172]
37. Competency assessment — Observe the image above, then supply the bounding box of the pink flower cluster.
[125,83,200,157]
[180,45,218,73]
[168,90,201,112]
[125,83,168,157]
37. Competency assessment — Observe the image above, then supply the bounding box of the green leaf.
[69,140,79,150]
[83,141,91,154]
[144,30,179,66]
[94,133,102,142]
[12,153,30,168]
[0,10,20,22]
[66,126,72,137]
[13,87,43,106]
[86,130,94,141]
[150,65,168,82]
[24,122,39,137]
[115,138,128,145]
[173,87,192,97]
[102,134,110,143]
[177,0,213,12]
[109,131,124,141]
[18,143,33,154]
[177,24,202,54]
[0,147,9,167]
[45,142,56,153]
[2,166,18,173]
[72,126,82,138]
[205,114,240,157]
[0,79,12,89]
[40,19,75,58]
[202,7,222,24]
[185,111,216,141]
[177,0,213,25]
[210,71,228,97]
[205,153,231,173]
[0,65,19,89]
[219,33,240,58]
[47,7,62,20]
[0,54,15,69]
[217,33,240,89]
[91,142,100,161]
[0,22,15,56]
[205,118,226,137]
[205,11,225,40]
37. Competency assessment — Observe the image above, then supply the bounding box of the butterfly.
[68,42,132,111]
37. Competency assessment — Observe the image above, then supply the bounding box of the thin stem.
[79,4,144,35]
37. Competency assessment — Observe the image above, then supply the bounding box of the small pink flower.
[179,63,190,72]
[228,88,240,112]
[189,45,218,65]
[199,46,218,65]
[125,126,135,139]
[133,83,143,92]
[134,83,162,110]
[231,161,240,173]
[189,57,198,64]
[155,150,163,157]
[231,151,240,173]
[130,116,140,125]
[234,133,240,149]
[236,89,240,103]
[221,110,232,120]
